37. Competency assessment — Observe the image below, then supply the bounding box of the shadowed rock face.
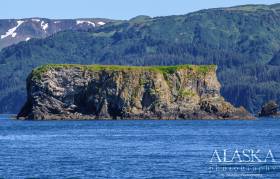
[259,101,280,117]
[17,65,253,120]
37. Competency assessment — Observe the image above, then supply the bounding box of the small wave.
[0,134,70,140]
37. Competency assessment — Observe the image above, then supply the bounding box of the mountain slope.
[1,4,280,113]
[0,18,113,50]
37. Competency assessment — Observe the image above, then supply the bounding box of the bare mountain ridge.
[0,18,114,50]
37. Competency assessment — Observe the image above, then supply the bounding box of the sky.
[1,0,280,20]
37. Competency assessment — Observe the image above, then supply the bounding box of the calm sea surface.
[0,114,280,179]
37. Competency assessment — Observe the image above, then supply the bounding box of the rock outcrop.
[17,64,253,120]
[259,101,280,117]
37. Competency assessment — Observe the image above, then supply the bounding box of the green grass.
[31,64,217,81]
[179,89,196,98]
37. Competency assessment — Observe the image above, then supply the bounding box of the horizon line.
[0,3,279,20]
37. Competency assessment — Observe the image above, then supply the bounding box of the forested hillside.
[1,4,280,113]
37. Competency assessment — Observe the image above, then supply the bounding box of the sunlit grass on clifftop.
[31,64,217,81]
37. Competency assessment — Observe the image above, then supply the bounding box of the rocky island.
[17,64,253,120]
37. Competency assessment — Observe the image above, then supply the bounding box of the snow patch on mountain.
[98,21,106,26]
[31,19,41,22]
[1,21,25,39]
[76,20,95,27]
[11,33,17,38]
[41,21,49,32]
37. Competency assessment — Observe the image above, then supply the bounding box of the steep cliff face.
[18,64,253,120]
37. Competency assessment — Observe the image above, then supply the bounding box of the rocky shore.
[259,101,280,118]
[17,64,253,120]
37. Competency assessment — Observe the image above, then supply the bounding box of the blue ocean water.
[0,114,280,179]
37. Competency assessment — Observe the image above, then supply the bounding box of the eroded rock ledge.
[17,64,253,120]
